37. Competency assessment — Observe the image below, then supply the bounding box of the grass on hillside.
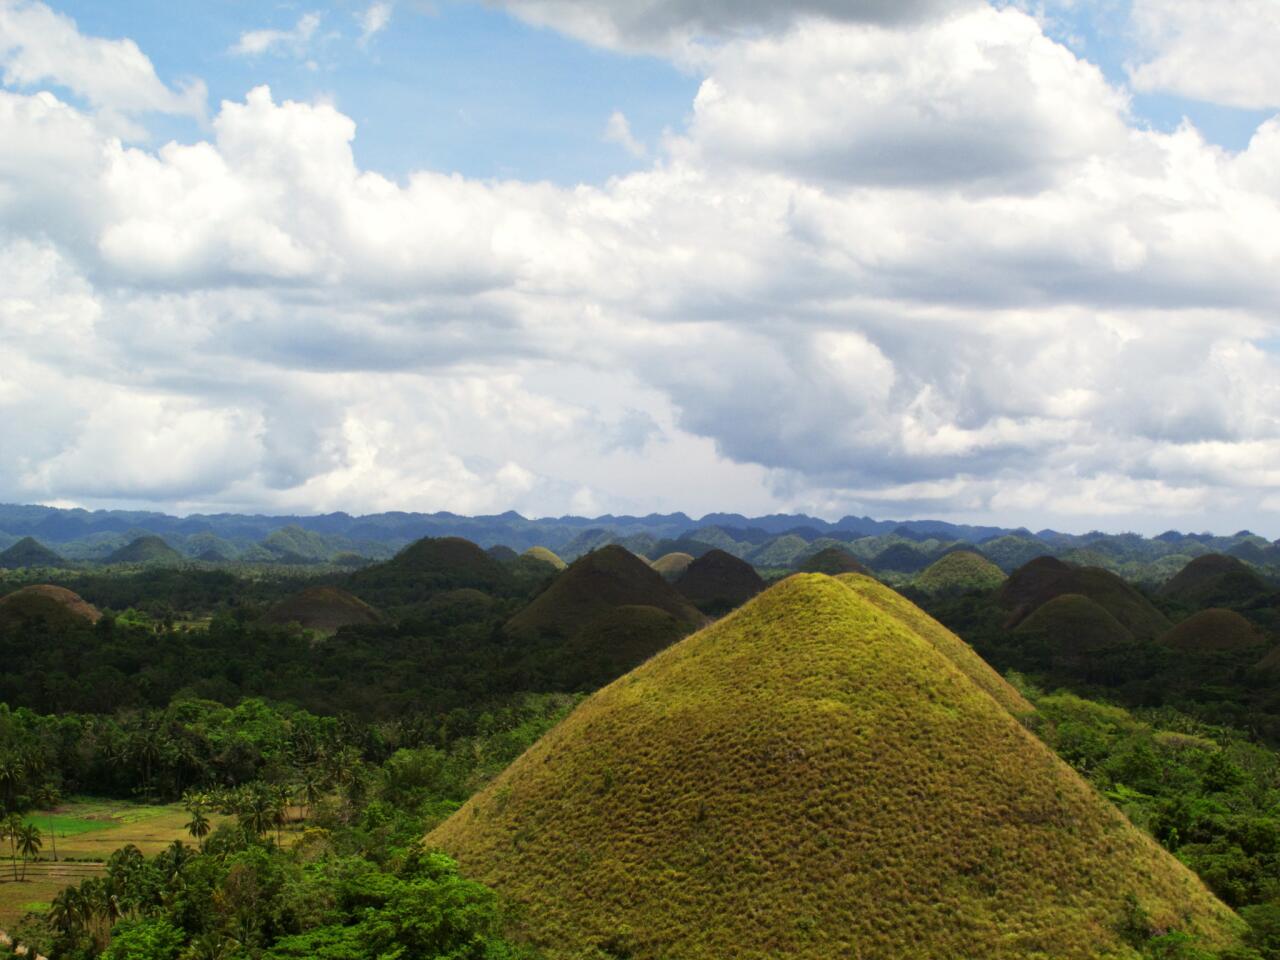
[914,550,1006,596]
[430,574,1241,960]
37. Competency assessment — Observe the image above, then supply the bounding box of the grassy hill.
[796,546,870,576]
[558,605,689,690]
[0,584,102,625]
[674,549,764,614]
[505,545,703,640]
[1013,593,1137,680]
[650,552,694,581]
[523,546,567,571]
[914,550,1006,596]
[1160,554,1269,609]
[1160,608,1267,653]
[1000,557,1171,641]
[0,536,63,569]
[106,535,182,564]
[349,536,516,606]
[261,586,382,634]
[429,575,1240,959]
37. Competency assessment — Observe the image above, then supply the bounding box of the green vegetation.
[0,538,63,570]
[1000,557,1173,641]
[649,552,694,581]
[914,550,1007,596]
[673,548,764,615]
[1160,610,1267,653]
[795,545,869,575]
[522,547,567,572]
[106,537,182,566]
[259,585,382,634]
[430,575,1240,959]
[1161,555,1270,610]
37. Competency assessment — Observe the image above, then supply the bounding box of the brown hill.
[505,545,704,640]
[0,584,101,624]
[1159,608,1267,653]
[1000,557,1170,640]
[523,546,567,571]
[650,552,695,581]
[261,586,382,634]
[1160,554,1269,608]
[429,575,1240,959]
[1013,594,1136,677]
[349,536,515,604]
[796,546,871,575]
[674,548,764,613]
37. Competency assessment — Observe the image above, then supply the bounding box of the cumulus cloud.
[1128,0,1280,109]
[602,110,646,158]
[231,12,322,58]
[5,3,1280,530]
[0,0,204,120]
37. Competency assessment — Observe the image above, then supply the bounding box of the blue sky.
[4,0,1280,533]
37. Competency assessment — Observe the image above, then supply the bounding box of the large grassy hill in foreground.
[428,574,1241,960]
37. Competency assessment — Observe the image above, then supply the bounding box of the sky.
[2,0,1280,534]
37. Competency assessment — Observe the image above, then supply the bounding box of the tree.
[3,812,21,880]
[186,806,212,849]
[16,822,41,880]
[36,783,61,862]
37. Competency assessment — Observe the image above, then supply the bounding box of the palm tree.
[16,823,42,880]
[48,886,82,939]
[36,783,61,861]
[186,806,212,849]
[3,812,22,881]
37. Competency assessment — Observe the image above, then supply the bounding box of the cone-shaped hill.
[1013,594,1137,678]
[914,550,1006,596]
[260,586,382,634]
[796,545,870,576]
[107,535,182,564]
[349,536,516,604]
[650,551,694,581]
[1160,554,1269,608]
[0,537,64,569]
[674,549,764,614]
[429,575,1240,959]
[1000,556,1171,640]
[0,584,102,625]
[504,545,704,641]
[1160,609,1267,653]
[523,546,567,571]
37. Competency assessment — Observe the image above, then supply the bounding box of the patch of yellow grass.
[429,575,1241,960]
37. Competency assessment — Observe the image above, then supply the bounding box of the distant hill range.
[0,501,1277,575]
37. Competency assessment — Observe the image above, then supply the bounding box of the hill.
[260,586,382,634]
[650,552,694,580]
[0,536,63,569]
[523,546,567,571]
[868,541,934,573]
[557,605,689,690]
[674,549,764,614]
[914,550,1006,596]
[504,545,703,640]
[1013,594,1136,679]
[1159,608,1266,653]
[0,584,102,624]
[428,575,1240,959]
[1000,557,1171,640]
[106,535,182,564]
[1160,554,1269,608]
[349,536,516,604]
[796,546,870,576]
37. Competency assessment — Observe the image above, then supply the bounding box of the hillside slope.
[1000,557,1171,640]
[0,537,63,569]
[429,575,1239,960]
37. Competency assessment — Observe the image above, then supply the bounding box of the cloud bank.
[3,1,1280,532]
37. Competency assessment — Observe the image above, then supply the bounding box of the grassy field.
[0,799,224,928]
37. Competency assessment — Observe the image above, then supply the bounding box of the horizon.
[4,1,1280,533]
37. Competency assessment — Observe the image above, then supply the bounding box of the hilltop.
[505,545,703,640]
[428,575,1239,959]
[0,584,102,625]
[1160,554,1269,608]
[261,586,382,634]
[107,535,182,564]
[349,536,516,605]
[1160,608,1266,653]
[674,549,764,614]
[1000,557,1171,640]
[796,546,870,576]
[523,546,567,571]
[914,550,1006,596]
[0,536,63,569]
[1013,594,1136,680]
[650,552,694,581]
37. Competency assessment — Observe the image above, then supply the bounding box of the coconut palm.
[3,812,22,880]
[36,783,61,861]
[16,822,41,879]
[186,806,212,849]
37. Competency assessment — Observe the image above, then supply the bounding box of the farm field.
[0,799,225,929]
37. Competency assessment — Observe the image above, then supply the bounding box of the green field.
[0,799,226,929]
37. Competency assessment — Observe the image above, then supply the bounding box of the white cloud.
[357,2,394,47]
[0,0,204,120]
[6,5,1280,530]
[231,12,322,58]
[1128,0,1280,109]
[602,110,646,158]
